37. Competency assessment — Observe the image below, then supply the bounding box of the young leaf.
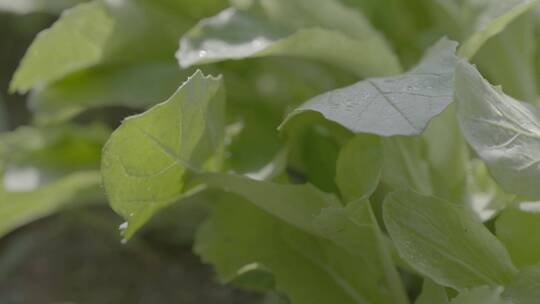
[496,202,540,268]
[335,135,382,202]
[503,262,540,304]
[101,71,225,239]
[455,61,540,200]
[280,38,458,136]
[450,286,508,304]
[10,1,113,93]
[384,190,517,290]
[415,279,449,304]
[458,0,540,58]
[0,171,101,238]
[177,0,401,77]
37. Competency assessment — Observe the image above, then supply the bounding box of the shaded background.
[0,7,265,304]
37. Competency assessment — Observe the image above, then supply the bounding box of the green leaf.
[201,173,408,302]
[196,196,374,304]
[421,104,469,203]
[177,0,401,77]
[0,170,101,238]
[101,71,225,239]
[455,61,540,200]
[314,200,409,304]
[335,135,382,202]
[458,0,540,58]
[503,262,540,304]
[415,279,449,304]
[10,1,114,93]
[381,137,433,195]
[200,173,338,234]
[496,202,540,268]
[197,191,408,304]
[450,286,508,304]
[280,38,458,136]
[384,190,517,290]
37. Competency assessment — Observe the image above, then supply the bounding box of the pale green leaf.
[335,134,381,202]
[458,0,540,58]
[101,71,225,239]
[384,190,517,290]
[281,38,458,136]
[177,0,401,77]
[10,1,113,93]
[0,170,101,238]
[456,61,540,200]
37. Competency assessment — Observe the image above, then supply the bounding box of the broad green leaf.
[0,170,101,238]
[458,0,540,58]
[456,61,540,200]
[281,38,458,136]
[101,71,225,239]
[384,190,517,290]
[335,135,381,202]
[197,192,408,304]
[415,279,448,304]
[450,286,508,304]
[196,196,377,304]
[177,0,401,77]
[201,158,408,302]
[503,262,540,304]
[496,202,540,268]
[10,1,113,93]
